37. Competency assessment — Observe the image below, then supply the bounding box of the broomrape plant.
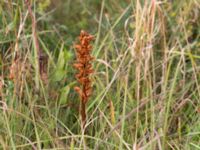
[73,30,94,128]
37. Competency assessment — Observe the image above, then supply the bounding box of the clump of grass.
[73,30,94,128]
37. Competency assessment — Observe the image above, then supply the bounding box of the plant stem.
[80,99,86,128]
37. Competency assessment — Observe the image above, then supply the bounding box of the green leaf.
[52,69,65,82]
[57,49,65,70]
[64,50,73,60]
[59,86,70,105]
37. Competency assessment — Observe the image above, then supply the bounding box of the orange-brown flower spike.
[74,30,94,128]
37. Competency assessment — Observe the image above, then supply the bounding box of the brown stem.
[80,99,86,128]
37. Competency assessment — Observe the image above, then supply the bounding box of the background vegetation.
[0,0,200,149]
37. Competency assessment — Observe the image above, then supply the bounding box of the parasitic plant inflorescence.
[74,30,94,128]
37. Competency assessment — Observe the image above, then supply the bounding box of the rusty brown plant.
[74,30,94,128]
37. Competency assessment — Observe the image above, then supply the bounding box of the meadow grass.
[0,0,200,149]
